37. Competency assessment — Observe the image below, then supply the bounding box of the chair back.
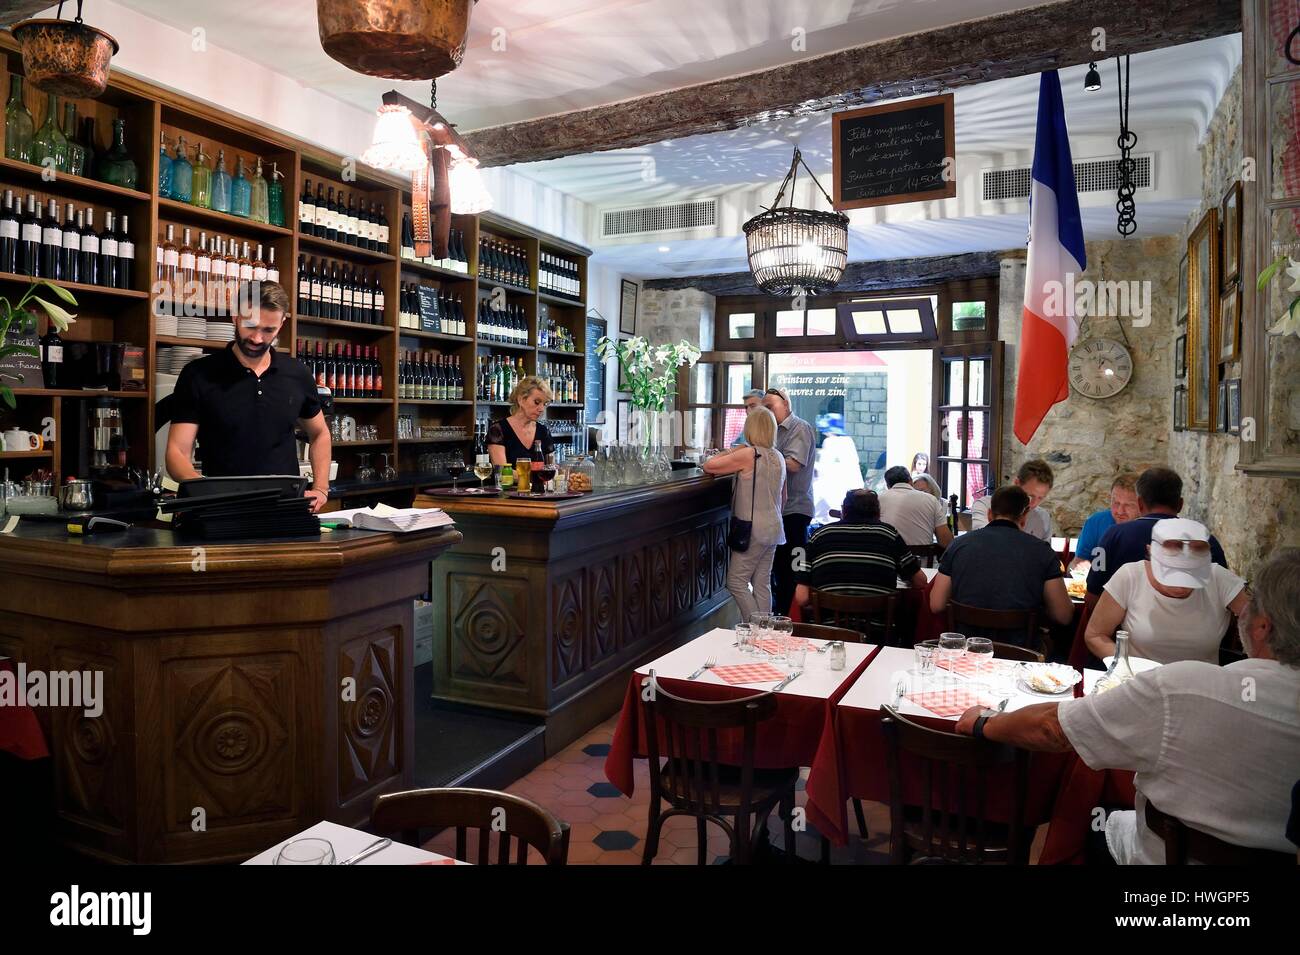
[907,543,946,568]
[808,589,898,645]
[642,674,777,821]
[947,601,1038,649]
[1218,616,1245,666]
[990,641,1043,663]
[881,705,1030,864]
[371,787,570,865]
[792,621,866,644]
[1066,592,1100,669]
[1144,802,1295,866]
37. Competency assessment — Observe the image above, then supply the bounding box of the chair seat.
[898,806,1021,863]
[656,760,799,813]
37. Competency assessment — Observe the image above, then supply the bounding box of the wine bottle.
[4,75,34,163]
[296,254,310,316]
[400,211,415,259]
[33,93,69,173]
[300,178,316,236]
[63,102,86,177]
[102,211,124,291]
[266,246,279,284]
[39,321,64,388]
[377,202,390,253]
[208,237,227,316]
[313,182,327,239]
[60,202,80,285]
[118,214,136,293]
[176,226,195,308]
[40,198,62,280]
[159,222,177,304]
[0,190,18,274]
[195,231,211,314]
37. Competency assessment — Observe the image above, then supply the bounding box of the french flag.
[1014,71,1086,445]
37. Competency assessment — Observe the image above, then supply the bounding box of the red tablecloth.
[1038,759,1137,865]
[603,646,882,798]
[0,658,50,760]
[804,700,1073,847]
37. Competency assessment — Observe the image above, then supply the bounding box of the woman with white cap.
[1084,517,1249,664]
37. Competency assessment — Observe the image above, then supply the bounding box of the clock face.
[1068,338,1133,399]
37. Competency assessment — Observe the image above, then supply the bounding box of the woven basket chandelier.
[743,147,849,296]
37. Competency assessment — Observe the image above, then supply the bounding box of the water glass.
[786,644,807,671]
[770,614,792,661]
[274,838,335,865]
[965,636,994,688]
[735,622,753,656]
[749,612,772,641]
[938,632,966,673]
[913,640,937,675]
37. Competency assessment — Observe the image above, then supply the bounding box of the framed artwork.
[1174,333,1187,379]
[1176,254,1188,327]
[1185,209,1219,431]
[619,279,639,335]
[1226,378,1241,435]
[1220,181,1241,287]
[1173,385,1188,432]
[1219,283,1241,363]
[1217,379,1228,432]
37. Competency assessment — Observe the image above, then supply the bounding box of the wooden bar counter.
[0,520,460,864]
[414,470,736,756]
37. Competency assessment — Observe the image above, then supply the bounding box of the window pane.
[851,309,887,335]
[728,312,756,339]
[690,362,715,404]
[945,360,965,405]
[952,300,987,332]
[965,461,991,506]
[965,411,990,458]
[722,407,746,447]
[725,364,753,403]
[806,308,836,335]
[776,309,803,337]
[887,308,923,334]
[968,358,989,405]
[945,460,963,505]
[690,408,714,450]
[943,411,964,457]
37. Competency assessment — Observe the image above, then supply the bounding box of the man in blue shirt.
[1070,473,1140,572]
[1086,467,1228,595]
[730,390,765,447]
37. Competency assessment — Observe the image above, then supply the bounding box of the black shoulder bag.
[727,449,760,552]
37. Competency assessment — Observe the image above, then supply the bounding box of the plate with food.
[1015,663,1083,696]
[1065,578,1088,600]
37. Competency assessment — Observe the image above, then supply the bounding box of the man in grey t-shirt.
[763,387,816,616]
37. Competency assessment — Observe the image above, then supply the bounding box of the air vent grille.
[602,198,718,237]
[982,155,1152,201]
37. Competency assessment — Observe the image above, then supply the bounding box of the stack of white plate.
[154,313,178,337]
[206,321,235,342]
[157,346,204,375]
[177,316,208,340]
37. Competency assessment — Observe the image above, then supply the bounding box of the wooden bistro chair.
[641,674,798,865]
[370,787,570,865]
[792,621,866,644]
[947,602,1040,653]
[881,705,1032,865]
[907,543,947,568]
[1144,802,1295,865]
[990,641,1044,663]
[809,589,899,646]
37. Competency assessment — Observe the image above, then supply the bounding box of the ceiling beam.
[465,0,1239,167]
[643,251,1004,297]
[0,3,52,28]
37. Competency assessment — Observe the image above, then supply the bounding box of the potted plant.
[596,335,700,474]
[0,280,77,408]
[1257,254,1300,338]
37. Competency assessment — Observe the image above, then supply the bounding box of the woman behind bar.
[486,376,555,467]
[704,407,786,620]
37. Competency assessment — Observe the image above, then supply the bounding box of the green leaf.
[0,385,13,409]
[1257,255,1287,292]
[39,281,78,307]
[30,295,76,331]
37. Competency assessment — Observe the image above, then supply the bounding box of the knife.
[773,671,802,692]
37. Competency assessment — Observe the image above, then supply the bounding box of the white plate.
[1015,662,1082,695]
[1101,655,1161,674]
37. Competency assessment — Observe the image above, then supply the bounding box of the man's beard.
[236,335,272,358]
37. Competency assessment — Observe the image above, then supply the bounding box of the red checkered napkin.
[935,655,1015,678]
[709,662,787,685]
[414,858,460,865]
[751,637,817,655]
[903,687,994,718]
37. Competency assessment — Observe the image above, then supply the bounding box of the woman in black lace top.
[486,375,555,466]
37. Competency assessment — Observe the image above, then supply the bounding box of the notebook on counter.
[326,503,454,533]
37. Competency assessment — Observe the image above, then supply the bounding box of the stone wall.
[635,286,715,350]
[999,236,1181,537]
[841,372,889,471]
[1166,66,1300,574]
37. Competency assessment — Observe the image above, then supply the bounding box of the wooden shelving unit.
[0,34,590,488]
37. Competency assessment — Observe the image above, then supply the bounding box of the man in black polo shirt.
[930,485,1074,644]
[1085,466,1228,594]
[165,281,331,513]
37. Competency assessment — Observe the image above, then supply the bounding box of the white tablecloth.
[243,820,464,865]
[636,627,877,699]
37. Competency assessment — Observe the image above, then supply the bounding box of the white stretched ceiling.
[109,0,1055,129]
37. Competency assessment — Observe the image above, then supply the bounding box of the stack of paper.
[328,503,455,533]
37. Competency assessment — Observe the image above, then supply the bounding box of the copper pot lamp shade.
[317,0,476,80]
[11,9,119,99]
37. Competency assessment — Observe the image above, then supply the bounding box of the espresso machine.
[73,398,150,510]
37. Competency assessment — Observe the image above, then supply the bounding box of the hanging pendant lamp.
[743,148,849,296]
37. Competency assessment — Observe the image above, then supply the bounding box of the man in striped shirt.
[794,489,927,607]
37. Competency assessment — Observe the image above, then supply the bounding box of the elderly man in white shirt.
[970,459,1054,541]
[955,546,1300,864]
[878,465,953,548]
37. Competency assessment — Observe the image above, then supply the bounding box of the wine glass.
[446,453,467,492]
[274,838,335,865]
[965,636,995,690]
[770,614,794,663]
[938,632,966,676]
[473,458,494,492]
[534,465,556,495]
[356,452,375,483]
[380,452,396,482]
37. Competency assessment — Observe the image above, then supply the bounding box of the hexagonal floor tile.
[586,781,622,798]
[581,742,612,757]
[593,829,639,852]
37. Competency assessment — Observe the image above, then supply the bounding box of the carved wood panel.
[648,540,672,630]
[619,548,646,648]
[712,520,729,594]
[338,628,402,805]
[448,574,530,688]
[694,525,712,604]
[162,654,296,831]
[551,570,584,687]
[672,532,693,614]
[48,645,125,834]
[585,560,619,669]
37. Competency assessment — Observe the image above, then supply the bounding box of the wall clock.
[1068,337,1133,399]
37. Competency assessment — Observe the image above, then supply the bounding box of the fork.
[687,655,717,680]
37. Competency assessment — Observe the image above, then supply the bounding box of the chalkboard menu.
[585,315,606,423]
[832,94,956,211]
[416,285,443,333]
[0,327,43,391]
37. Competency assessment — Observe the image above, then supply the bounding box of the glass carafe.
[249,157,269,224]
[170,136,194,203]
[97,118,138,189]
[32,93,68,172]
[210,148,232,213]
[267,162,285,227]
[1094,630,1138,694]
[62,101,85,176]
[4,74,34,163]
[230,156,251,218]
[191,142,212,209]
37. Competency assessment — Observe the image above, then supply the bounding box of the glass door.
[677,351,765,451]
[933,344,1002,511]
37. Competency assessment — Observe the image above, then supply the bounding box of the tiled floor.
[423,714,894,865]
